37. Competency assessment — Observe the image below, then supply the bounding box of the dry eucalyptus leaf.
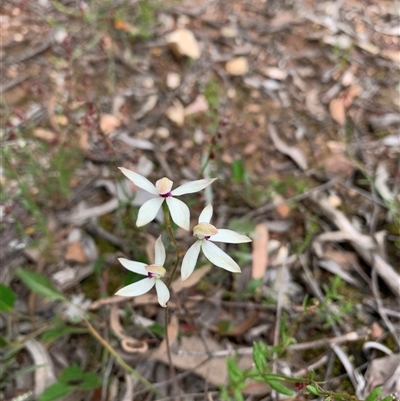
[132,95,158,120]
[165,99,185,127]
[251,224,269,279]
[363,354,400,398]
[100,114,121,134]
[24,339,56,397]
[33,128,57,143]
[268,123,308,170]
[305,88,326,121]
[329,97,346,126]
[152,335,256,391]
[166,28,201,59]
[184,94,209,116]
[64,241,87,264]
[226,57,249,76]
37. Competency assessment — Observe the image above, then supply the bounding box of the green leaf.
[381,396,395,401]
[79,372,101,390]
[16,268,66,301]
[231,159,245,183]
[267,380,294,396]
[0,284,16,311]
[365,386,382,401]
[233,388,244,401]
[0,335,8,347]
[42,326,87,343]
[58,365,84,384]
[227,357,244,383]
[38,381,72,401]
[252,342,267,373]
[306,384,321,396]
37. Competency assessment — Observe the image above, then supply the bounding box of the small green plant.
[38,365,101,401]
[222,342,301,400]
[320,276,354,328]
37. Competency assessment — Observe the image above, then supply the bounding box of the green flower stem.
[82,317,159,395]
[161,202,181,396]
[162,202,183,288]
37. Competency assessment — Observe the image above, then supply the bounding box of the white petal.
[119,167,158,195]
[211,229,252,244]
[137,197,164,227]
[171,178,217,196]
[181,241,202,281]
[115,278,155,297]
[154,236,166,266]
[118,258,147,275]
[155,280,170,307]
[198,204,213,223]
[166,197,190,231]
[202,241,241,273]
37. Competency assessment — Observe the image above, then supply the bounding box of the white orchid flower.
[115,236,170,307]
[181,204,252,281]
[119,167,217,231]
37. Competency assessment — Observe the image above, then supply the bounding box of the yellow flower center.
[193,223,218,240]
[146,265,166,279]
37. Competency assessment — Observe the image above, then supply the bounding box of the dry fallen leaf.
[226,57,249,76]
[166,29,201,59]
[65,241,87,264]
[184,94,209,116]
[100,114,121,134]
[33,128,57,143]
[251,224,269,279]
[110,305,148,353]
[363,354,400,398]
[268,123,308,170]
[329,97,346,126]
[165,99,185,127]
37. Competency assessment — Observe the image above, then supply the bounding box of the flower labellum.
[181,204,252,281]
[119,167,217,230]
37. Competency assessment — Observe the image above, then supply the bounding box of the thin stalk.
[82,317,159,395]
[162,202,183,288]
[161,202,181,397]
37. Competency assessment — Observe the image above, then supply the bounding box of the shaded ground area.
[1,0,400,400]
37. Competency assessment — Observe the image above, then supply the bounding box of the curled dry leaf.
[24,339,56,397]
[110,305,148,353]
[251,224,269,279]
[363,354,400,398]
[132,95,158,120]
[268,123,308,170]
